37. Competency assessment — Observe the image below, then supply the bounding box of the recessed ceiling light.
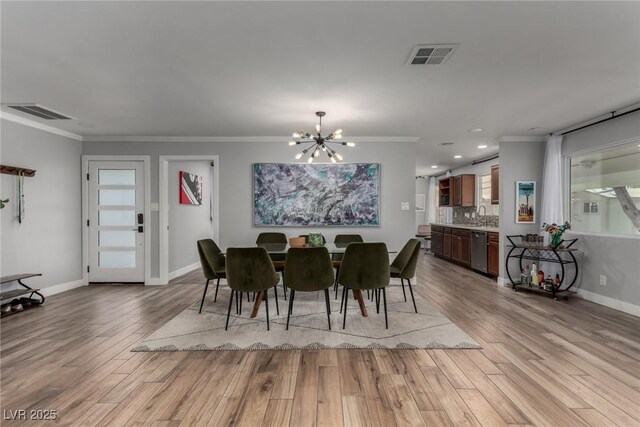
[431,165,438,169]
[530,127,545,132]
[469,128,483,133]
[454,155,462,159]
[478,145,488,149]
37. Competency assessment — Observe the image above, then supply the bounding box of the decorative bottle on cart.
[531,264,538,286]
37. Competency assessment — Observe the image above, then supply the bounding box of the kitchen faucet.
[477,205,487,227]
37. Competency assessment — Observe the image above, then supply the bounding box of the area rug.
[131,279,481,351]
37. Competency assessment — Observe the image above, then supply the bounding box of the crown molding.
[0,111,83,141]
[82,135,420,143]
[498,135,546,143]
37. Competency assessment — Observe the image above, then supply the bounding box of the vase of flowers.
[542,222,571,248]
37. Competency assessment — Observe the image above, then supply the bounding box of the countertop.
[430,223,500,233]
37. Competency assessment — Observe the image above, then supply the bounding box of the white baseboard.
[168,262,200,281]
[40,278,87,297]
[146,277,167,286]
[497,276,509,287]
[576,289,640,318]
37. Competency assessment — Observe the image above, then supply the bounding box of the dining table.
[227,242,397,319]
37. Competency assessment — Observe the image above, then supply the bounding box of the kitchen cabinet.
[453,174,476,207]
[488,232,499,276]
[431,226,443,256]
[432,224,499,277]
[451,228,471,266]
[443,228,452,259]
[491,165,499,205]
[438,178,453,207]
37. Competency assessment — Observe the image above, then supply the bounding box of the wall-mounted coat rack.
[0,165,36,177]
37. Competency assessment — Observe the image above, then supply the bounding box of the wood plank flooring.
[1,254,639,426]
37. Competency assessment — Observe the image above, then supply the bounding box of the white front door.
[88,161,145,282]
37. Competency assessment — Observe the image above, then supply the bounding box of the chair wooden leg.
[225,290,235,330]
[199,279,210,314]
[273,286,280,315]
[382,288,388,329]
[342,286,349,329]
[286,290,295,330]
[264,289,270,331]
[213,278,220,302]
[401,278,407,302]
[324,288,332,330]
[407,278,417,313]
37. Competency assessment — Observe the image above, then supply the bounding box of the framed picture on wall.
[515,181,535,223]
[179,171,203,205]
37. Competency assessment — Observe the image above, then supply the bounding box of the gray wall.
[498,139,545,279]
[83,140,417,279]
[168,161,214,273]
[0,119,83,289]
[562,111,640,308]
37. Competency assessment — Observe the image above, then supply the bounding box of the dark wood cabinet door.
[460,236,471,266]
[453,176,462,206]
[488,240,499,276]
[491,165,499,205]
[432,232,443,256]
[443,233,452,259]
[451,236,460,261]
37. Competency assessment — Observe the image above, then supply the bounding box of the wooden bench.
[0,274,44,318]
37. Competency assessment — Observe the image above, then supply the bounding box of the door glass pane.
[99,251,136,268]
[99,169,135,185]
[99,210,136,226]
[99,189,135,206]
[99,231,136,247]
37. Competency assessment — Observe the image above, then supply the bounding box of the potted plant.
[542,222,571,248]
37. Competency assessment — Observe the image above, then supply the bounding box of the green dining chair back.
[196,239,227,313]
[284,247,334,330]
[390,238,421,313]
[225,247,280,330]
[331,234,364,298]
[256,232,287,262]
[338,242,390,329]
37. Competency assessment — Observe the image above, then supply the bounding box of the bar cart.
[505,235,578,301]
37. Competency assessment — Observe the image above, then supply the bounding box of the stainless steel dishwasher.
[471,231,488,273]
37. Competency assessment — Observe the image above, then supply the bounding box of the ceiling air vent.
[4,103,73,120]
[407,44,458,66]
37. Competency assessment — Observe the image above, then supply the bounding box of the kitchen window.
[569,141,640,236]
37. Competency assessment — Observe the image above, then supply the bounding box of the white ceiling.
[2,2,639,175]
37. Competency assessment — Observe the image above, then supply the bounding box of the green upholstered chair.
[284,247,335,330]
[338,242,390,329]
[196,239,227,313]
[332,234,364,298]
[225,247,280,330]
[390,238,421,313]
[256,232,288,299]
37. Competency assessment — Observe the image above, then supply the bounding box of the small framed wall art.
[179,171,203,205]
[515,181,535,223]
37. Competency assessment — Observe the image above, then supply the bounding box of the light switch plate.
[401,202,410,211]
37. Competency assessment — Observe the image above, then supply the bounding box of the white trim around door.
[82,155,151,285]
[159,155,220,285]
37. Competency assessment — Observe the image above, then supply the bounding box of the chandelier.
[288,111,355,163]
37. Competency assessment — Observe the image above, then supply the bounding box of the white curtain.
[427,177,437,224]
[541,134,564,226]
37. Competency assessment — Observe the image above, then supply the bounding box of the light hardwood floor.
[1,254,639,426]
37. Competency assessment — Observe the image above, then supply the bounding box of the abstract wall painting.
[516,181,535,223]
[179,171,203,205]
[253,163,380,226]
